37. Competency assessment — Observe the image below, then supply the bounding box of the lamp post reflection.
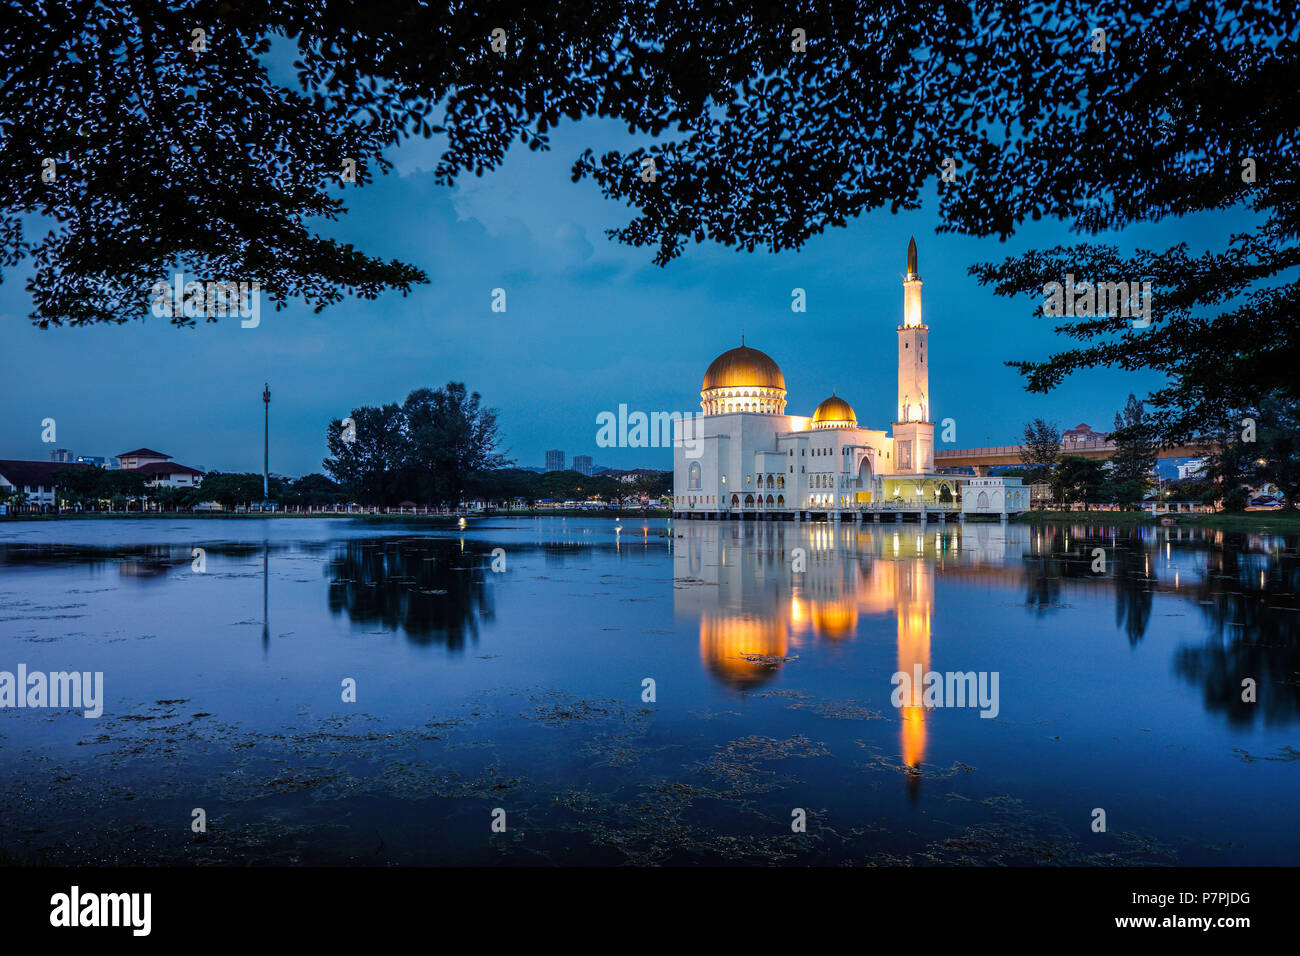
[262,540,269,654]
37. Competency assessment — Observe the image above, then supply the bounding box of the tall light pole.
[262,382,271,508]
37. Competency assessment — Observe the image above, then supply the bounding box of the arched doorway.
[856,456,872,487]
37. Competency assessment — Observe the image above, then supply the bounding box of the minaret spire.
[907,236,918,280]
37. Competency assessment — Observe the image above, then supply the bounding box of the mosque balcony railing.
[876,500,962,512]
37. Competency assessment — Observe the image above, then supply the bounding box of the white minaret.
[897,237,928,423]
[893,238,934,473]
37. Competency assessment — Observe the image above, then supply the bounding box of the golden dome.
[702,345,785,391]
[812,392,857,427]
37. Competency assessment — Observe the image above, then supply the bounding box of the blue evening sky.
[0,56,1253,476]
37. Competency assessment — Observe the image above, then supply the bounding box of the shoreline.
[1015,509,1300,531]
[5,509,1297,531]
[0,508,674,522]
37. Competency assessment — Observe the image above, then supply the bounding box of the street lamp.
[262,382,271,509]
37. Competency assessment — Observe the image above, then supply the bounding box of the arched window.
[744,494,755,507]
[688,461,702,490]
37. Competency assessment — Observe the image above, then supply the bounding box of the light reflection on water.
[0,516,1297,865]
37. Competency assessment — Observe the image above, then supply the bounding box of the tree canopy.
[4,1,1295,454]
[1020,418,1062,482]
[324,383,509,506]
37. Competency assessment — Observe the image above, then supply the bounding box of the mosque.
[671,239,1028,520]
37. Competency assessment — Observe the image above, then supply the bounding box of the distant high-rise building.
[573,455,593,477]
[49,448,74,462]
[545,449,565,472]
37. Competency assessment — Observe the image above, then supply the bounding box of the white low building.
[962,477,1030,515]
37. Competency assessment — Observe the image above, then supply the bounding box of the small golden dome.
[812,392,856,427]
[702,345,785,391]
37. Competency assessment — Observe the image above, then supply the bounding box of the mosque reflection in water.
[673,519,1027,776]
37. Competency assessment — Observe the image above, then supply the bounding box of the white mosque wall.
[961,476,1031,515]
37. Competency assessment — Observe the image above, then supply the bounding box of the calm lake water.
[1,516,1297,866]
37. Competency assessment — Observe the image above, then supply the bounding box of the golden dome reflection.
[698,612,789,688]
[810,599,859,639]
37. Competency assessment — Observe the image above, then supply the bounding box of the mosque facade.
[671,239,1028,519]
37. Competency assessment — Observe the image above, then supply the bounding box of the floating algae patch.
[753,690,885,721]
[0,684,1182,866]
[1232,745,1300,763]
[549,782,814,866]
[697,734,832,797]
[908,795,1177,867]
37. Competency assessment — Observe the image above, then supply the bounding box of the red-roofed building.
[117,449,204,488]
[1062,423,1108,445]
[0,460,89,512]
[117,448,172,470]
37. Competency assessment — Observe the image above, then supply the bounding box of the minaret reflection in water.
[673,520,1025,796]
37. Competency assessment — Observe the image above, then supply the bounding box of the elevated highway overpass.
[935,439,1208,475]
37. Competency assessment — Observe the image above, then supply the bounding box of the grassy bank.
[1015,510,1156,525]
[1017,509,1300,531]
[1173,511,1300,532]
[2,512,363,521]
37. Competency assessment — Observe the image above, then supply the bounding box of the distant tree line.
[49,465,149,511]
[1014,392,1300,510]
[1015,399,1163,508]
[322,382,671,509]
[49,466,346,512]
[38,378,674,513]
[467,468,670,510]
